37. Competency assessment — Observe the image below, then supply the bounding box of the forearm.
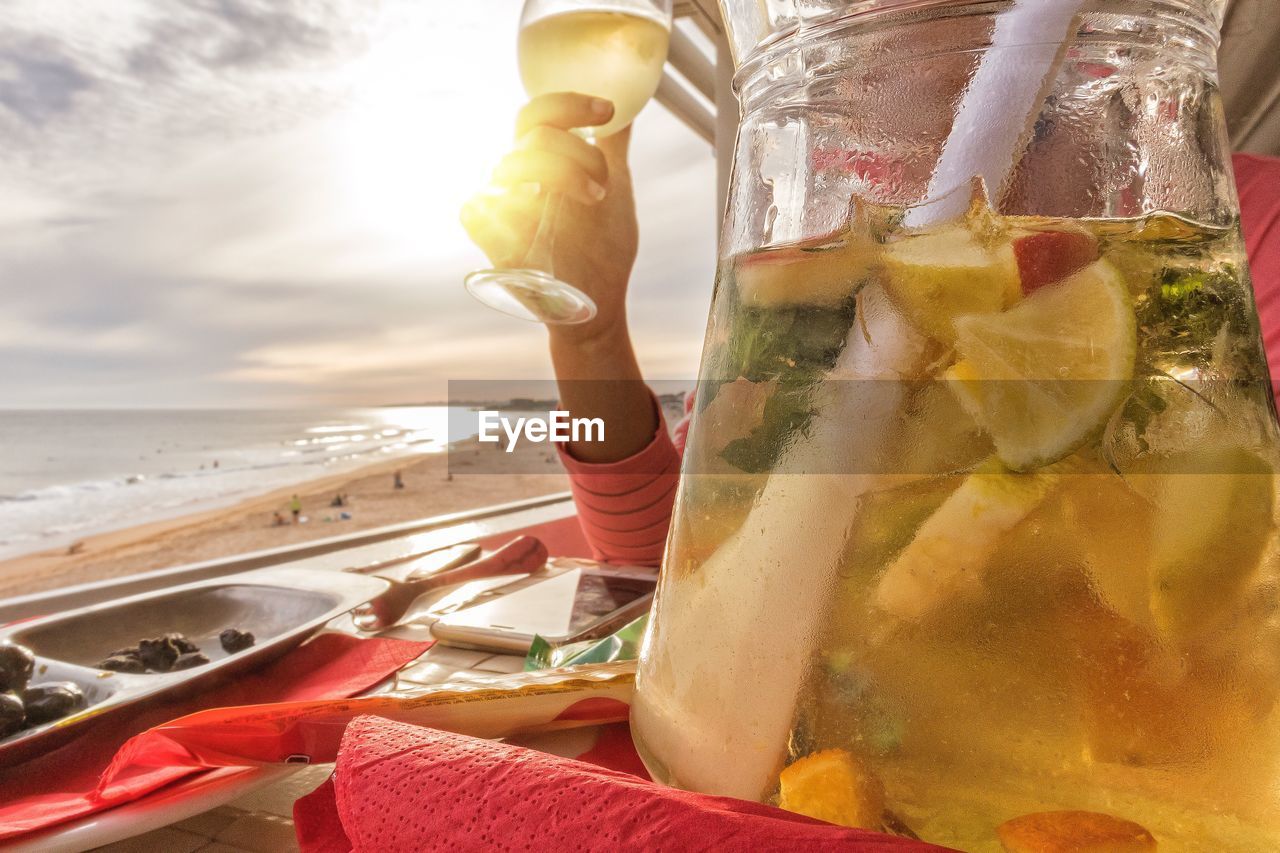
[549,322,659,463]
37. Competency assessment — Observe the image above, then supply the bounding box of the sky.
[0,0,718,408]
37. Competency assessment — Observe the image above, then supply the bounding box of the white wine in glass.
[465,0,673,325]
[519,6,672,138]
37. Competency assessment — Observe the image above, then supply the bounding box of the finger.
[516,93,614,137]
[517,125,608,186]
[493,150,608,205]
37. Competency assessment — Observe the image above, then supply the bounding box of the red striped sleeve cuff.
[556,394,683,566]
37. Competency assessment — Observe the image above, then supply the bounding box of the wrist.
[548,318,640,383]
[547,313,630,356]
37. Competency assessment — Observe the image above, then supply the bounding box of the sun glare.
[332,4,524,262]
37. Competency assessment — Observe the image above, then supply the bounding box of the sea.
[0,407,479,561]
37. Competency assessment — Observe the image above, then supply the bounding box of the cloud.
[126,0,363,79]
[0,0,376,187]
[223,325,553,394]
[0,35,92,126]
[0,1,720,408]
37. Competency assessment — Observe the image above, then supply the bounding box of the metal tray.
[0,566,388,766]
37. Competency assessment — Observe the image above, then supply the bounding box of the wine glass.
[465,0,674,325]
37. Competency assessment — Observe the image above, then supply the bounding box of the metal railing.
[667,1,736,229]
[0,492,576,625]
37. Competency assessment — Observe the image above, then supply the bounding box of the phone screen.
[434,567,654,640]
[567,574,652,631]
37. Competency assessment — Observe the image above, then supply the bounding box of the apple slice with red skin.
[736,233,878,308]
[1013,230,1100,295]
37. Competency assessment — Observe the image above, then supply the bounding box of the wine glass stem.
[523,190,564,274]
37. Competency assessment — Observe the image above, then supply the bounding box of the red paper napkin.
[294,716,953,853]
[0,633,430,841]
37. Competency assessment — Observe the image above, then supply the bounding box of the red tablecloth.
[0,633,430,841]
[294,717,953,853]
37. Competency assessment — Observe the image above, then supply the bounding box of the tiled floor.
[91,645,526,852]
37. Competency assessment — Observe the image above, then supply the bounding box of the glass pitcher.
[631,0,1280,849]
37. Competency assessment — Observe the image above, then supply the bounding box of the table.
[0,494,596,852]
[90,645,531,853]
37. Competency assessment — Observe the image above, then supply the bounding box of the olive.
[171,651,209,670]
[0,643,35,693]
[219,628,255,654]
[138,637,181,672]
[99,654,146,673]
[22,682,85,725]
[163,633,200,654]
[0,692,24,737]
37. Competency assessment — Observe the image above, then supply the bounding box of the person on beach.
[272,511,287,527]
[393,471,404,490]
[290,495,302,524]
[463,93,1280,567]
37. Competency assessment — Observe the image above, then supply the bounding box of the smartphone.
[428,559,656,653]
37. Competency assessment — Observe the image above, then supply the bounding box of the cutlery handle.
[408,536,548,592]
[351,542,481,582]
[370,543,482,585]
[354,536,549,631]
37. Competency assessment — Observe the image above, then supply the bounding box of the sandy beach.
[0,439,570,599]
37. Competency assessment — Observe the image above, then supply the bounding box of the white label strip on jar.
[903,0,1086,228]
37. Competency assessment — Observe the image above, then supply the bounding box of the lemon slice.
[946,260,1136,470]
[880,227,1020,344]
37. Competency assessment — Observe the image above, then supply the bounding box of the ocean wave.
[3,444,423,507]
[9,479,126,502]
[306,423,371,434]
[0,406,469,560]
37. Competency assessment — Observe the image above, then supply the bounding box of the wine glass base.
[464,268,598,325]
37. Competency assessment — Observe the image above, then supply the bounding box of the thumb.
[597,124,631,167]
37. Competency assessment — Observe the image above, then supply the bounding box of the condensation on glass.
[632,1,1280,849]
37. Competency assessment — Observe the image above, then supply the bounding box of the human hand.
[461,93,638,345]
